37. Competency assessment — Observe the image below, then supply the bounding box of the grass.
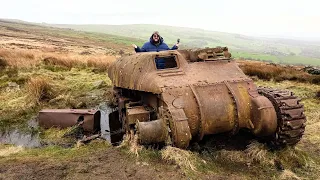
[238,60,320,84]
[0,48,116,70]
[26,77,56,105]
[0,140,111,162]
[0,144,24,157]
[0,47,115,130]
[161,146,198,171]
[233,51,320,66]
[118,139,319,179]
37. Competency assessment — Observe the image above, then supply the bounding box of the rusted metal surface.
[137,119,168,144]
[108,47,306,149]
[126,106,150,124]
[108,47,251,94]
[39,109,101,132]
[250,96,277,136]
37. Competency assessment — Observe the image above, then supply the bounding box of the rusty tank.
[108,47,306,149]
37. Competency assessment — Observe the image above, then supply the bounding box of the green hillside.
[0,19,143,50]
[49,24,320,66]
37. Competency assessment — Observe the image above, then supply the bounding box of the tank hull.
[108,47,306,149]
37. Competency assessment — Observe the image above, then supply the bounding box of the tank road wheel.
[136,106,171,147]
[258,87,306,148]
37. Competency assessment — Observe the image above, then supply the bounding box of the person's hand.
[132,44,137,48]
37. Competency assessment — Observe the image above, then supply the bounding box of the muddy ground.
[0,147,187,180]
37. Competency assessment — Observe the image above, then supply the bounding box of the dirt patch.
[0,147,186,180]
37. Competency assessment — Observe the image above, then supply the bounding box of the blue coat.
[135,36,178,53]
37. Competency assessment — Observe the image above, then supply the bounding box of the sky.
[1,0,320,40]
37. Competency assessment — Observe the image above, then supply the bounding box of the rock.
[142,162,149,166]
[48,95,66,105]
[79,51,92,55]
[76,102,87,108]
[92,80,105,88]
[303,66,320,75]
[6,82,20,92]
[8,82,19,87]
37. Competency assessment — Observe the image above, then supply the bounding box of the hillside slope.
[0,19,143,54]
[50,23,320,66]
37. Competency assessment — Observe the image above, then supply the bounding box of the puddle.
[98,103,113,142]
[98,102,123,145]
[0,117,41,148]
[0,129,41,148]
[0,103,122,148]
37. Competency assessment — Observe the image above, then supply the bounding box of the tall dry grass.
[239,61,320,84]
[0,48,37,67]
[0,48,116,70]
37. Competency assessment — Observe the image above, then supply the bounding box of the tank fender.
[250,96,277,136]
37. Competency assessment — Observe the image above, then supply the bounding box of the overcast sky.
[1,0,319,39]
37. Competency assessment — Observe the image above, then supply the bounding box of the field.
[0,20,320,179]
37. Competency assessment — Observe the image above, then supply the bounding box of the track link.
[258,87,306,147]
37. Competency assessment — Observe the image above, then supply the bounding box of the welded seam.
[224,81,240,135]
[189,84,205,140]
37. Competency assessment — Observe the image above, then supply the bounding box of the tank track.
[258,87,306,147]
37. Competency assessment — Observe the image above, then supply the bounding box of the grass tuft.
[244,141,269,164]
[0,57,8,69]
[87,57,112,72]
[161,146,198,171]
[26,77,56,104]
[118,133,142,156]
[279,170,301,180]
[316,91,320,99]
[42,56,79,69]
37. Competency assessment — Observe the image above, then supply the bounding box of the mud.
[0,103,119,148]
[0,147,187,180]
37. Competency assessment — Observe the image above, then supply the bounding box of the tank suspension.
[137,119,169,144]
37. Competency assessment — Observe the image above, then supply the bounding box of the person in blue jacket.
[132,31,179,69]
[132,31,179,52]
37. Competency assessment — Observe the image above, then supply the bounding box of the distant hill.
[47,23,320,66]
